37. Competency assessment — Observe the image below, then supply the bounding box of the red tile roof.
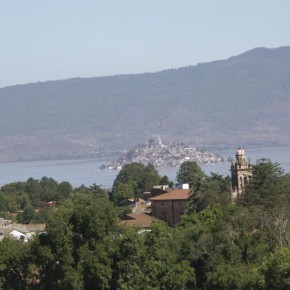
[120,213,153,228]
[149,189,191,201]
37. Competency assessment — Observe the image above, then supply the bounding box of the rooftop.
[149,189,191,201]
[120,213,153,228]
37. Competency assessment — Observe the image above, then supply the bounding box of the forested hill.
[1,46,290,161]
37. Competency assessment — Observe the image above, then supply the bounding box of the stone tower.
[231,148,252,201]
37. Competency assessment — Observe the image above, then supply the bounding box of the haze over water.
[0,147,289,188]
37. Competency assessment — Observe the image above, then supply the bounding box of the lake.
[0,146,289,188]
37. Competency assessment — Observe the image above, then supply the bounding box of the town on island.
[99,139,229,171]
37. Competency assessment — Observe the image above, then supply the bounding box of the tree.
[30,193,118,289]
[69,195,117,289]
[179,204,269,289]
[176,161,205,191]
[260,247,290,290]
[144,221,196,289]
[186,173,231,213]
[159,175,174,187]
[113,163,145,186]
[35,206,51,223]
[0,238,30,290]
[0,182,30,212]
[57,181,73,200]
[211,263,262,290]
[112,182,134,206]
[26,177,42,208]
[112,227,146,289]
[0,192,6,212]
[243,159,290,206]
[112,163,161,205]
[30,204,77,290]
[17,206,36,224]
[139,163,162,193]
[89,183,108,199]
[39,176,59,203]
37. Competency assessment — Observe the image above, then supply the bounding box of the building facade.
[150,189,191,226]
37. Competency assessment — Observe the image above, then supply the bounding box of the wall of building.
[151,199,187,225]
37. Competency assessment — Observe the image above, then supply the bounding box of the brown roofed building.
[149,189,191,226]
[120,213,153,229]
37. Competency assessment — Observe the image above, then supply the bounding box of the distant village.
[99,139,229,170]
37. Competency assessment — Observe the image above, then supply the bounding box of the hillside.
[1,46,290,161]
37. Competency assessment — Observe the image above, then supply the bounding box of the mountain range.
[1,46,290,161]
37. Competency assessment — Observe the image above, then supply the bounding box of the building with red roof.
[149,189,191,225]
[120,213,153,229]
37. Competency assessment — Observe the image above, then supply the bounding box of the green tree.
[57,181,73,200]
[140,163,161,193]
[211,263,262,290]
[243,159,290,206]
[159,175,174,187]
[73,184,91,194]
[113,163,145,186]
[39,176,59,203]
[0,192,6,212]
[35,206,51,223]
[30,205,77,290]
[0,238,30,290]
[30,193,118,289]
[89,183,108,199]
[17,206,36,224]
[112,182,134,206]
[176,161,205,191]
[112,227,146,290]
[187,173,231,213]
[112,162,161,205]
[144,221,196,289]
[260,247,290,290]
[0,182,30,212]
[70,194,117,289]
[26,177,42,208]
[180,204,268,289]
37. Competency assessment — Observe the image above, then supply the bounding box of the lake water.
[0,147,289,188]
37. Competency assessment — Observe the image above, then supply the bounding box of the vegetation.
[111,162,168,206]
[0,178,107,223]
[1,159,290,289]
[176,160,205,190]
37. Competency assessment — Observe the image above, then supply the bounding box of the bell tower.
[231,148,252,201]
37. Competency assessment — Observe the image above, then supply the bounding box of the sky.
[0,0,289,88]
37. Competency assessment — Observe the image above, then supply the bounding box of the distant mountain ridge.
[0,46,290,161]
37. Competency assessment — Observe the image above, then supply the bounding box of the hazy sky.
[0,0,289,87]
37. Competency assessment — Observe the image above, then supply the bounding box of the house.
[120,213,153,230]
[149,189,191,226]
[0,217,11,227]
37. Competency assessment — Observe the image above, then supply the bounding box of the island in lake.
[99,140,228,170]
